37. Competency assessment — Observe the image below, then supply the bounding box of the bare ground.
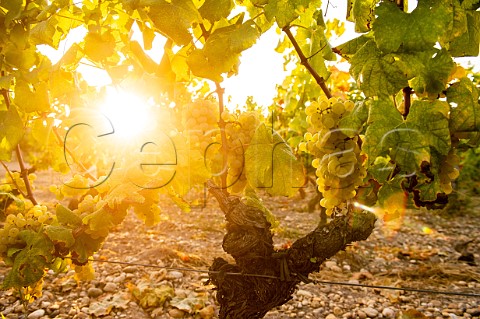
[0,167,479,319]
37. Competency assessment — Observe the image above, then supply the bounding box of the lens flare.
[99,87,152,140]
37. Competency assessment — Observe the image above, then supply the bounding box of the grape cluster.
[299,97,366,214]
[182,99,219,153]
[0,205,53,257]
[439,150,460,194]
[212,110,260,193]
[49,174,90,200]
[5,171,37,194]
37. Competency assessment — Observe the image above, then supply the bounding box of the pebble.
[357,310,367,319]
[166,271,184,279]
[326,314,337,319]
[87,287,103,298]
[466,308,480,316]
[382,307,395,318]
[362,307,378,318]
[168,309,186,318]
[296,289,313,298]
[27,309,45,319]
[333,306,343,316]
[103,282,118,293]
[123,266,137,273]
[325,261,338,270]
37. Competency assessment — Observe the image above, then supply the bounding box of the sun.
[99,86,153,140]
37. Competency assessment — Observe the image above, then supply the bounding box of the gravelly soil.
[0,168,479,319]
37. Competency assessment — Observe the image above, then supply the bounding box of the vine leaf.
[44,225,75,248]
[71,232,105,265]
[350,40,408,97]
[30,17,63,49]
[187,21,260,81]
[199,0,234,23]
[406,100,451,155]
[347,0,379,32]
[3,230,54,289]
[445,10,480,57]
[0,105,24,161]
[373,0,450,53]
[264,0,314,28]
[364,99,430,175]
[84,31,117,62]
[364,99,403,164]
[447,77,480,132]
[338,100,369,137]
[297,22,332,80]
[14,80,51,113]
[56,204,83,227]
[332,34,372,60]
[245,124,304,197]
[3,43,38,70]
[82,205,128,238]
[147,0,198,46]
[376,175,407,218]
[395,49,455,96]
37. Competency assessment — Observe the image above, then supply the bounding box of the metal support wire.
[87,258,480,298]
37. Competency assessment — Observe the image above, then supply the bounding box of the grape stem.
[0,88,38,205]
[282,26,333,99]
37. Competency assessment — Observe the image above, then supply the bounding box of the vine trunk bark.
[207,181,377,319]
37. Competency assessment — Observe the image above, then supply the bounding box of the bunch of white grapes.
[49,174,90,200]
[0,205,53,258]
[299,97,366,214]
[182,99,219,153]
[213,110,260,193]
[438,150,460,194]
[5,171,37,194]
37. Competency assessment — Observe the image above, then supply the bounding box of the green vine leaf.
[338,100,369,137]
[147,0,198,45]
[199,0,234,23]
[332,34,372,60]
[70,232,105,265]
[14,80,51,113]
[348,0,379,32]
[297,23,332,80]
[373,0,450,53]
[446,10,480,57]
[245,124,304,197]
[44,225,75,248]
[0,105,24,161]
[394,49,455,96]
[364,99,430,175]
[447,77,480,132]
[264,0,315,28]
[3,230,54,289]
[187,21,260,81]
[350,40,408,97]
[406,100,451,155]
[376,175,407,216]
[56,204,83,227]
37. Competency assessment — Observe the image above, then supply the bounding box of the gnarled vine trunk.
[207,182,376,319]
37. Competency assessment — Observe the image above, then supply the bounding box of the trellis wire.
[86,258,480,298]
